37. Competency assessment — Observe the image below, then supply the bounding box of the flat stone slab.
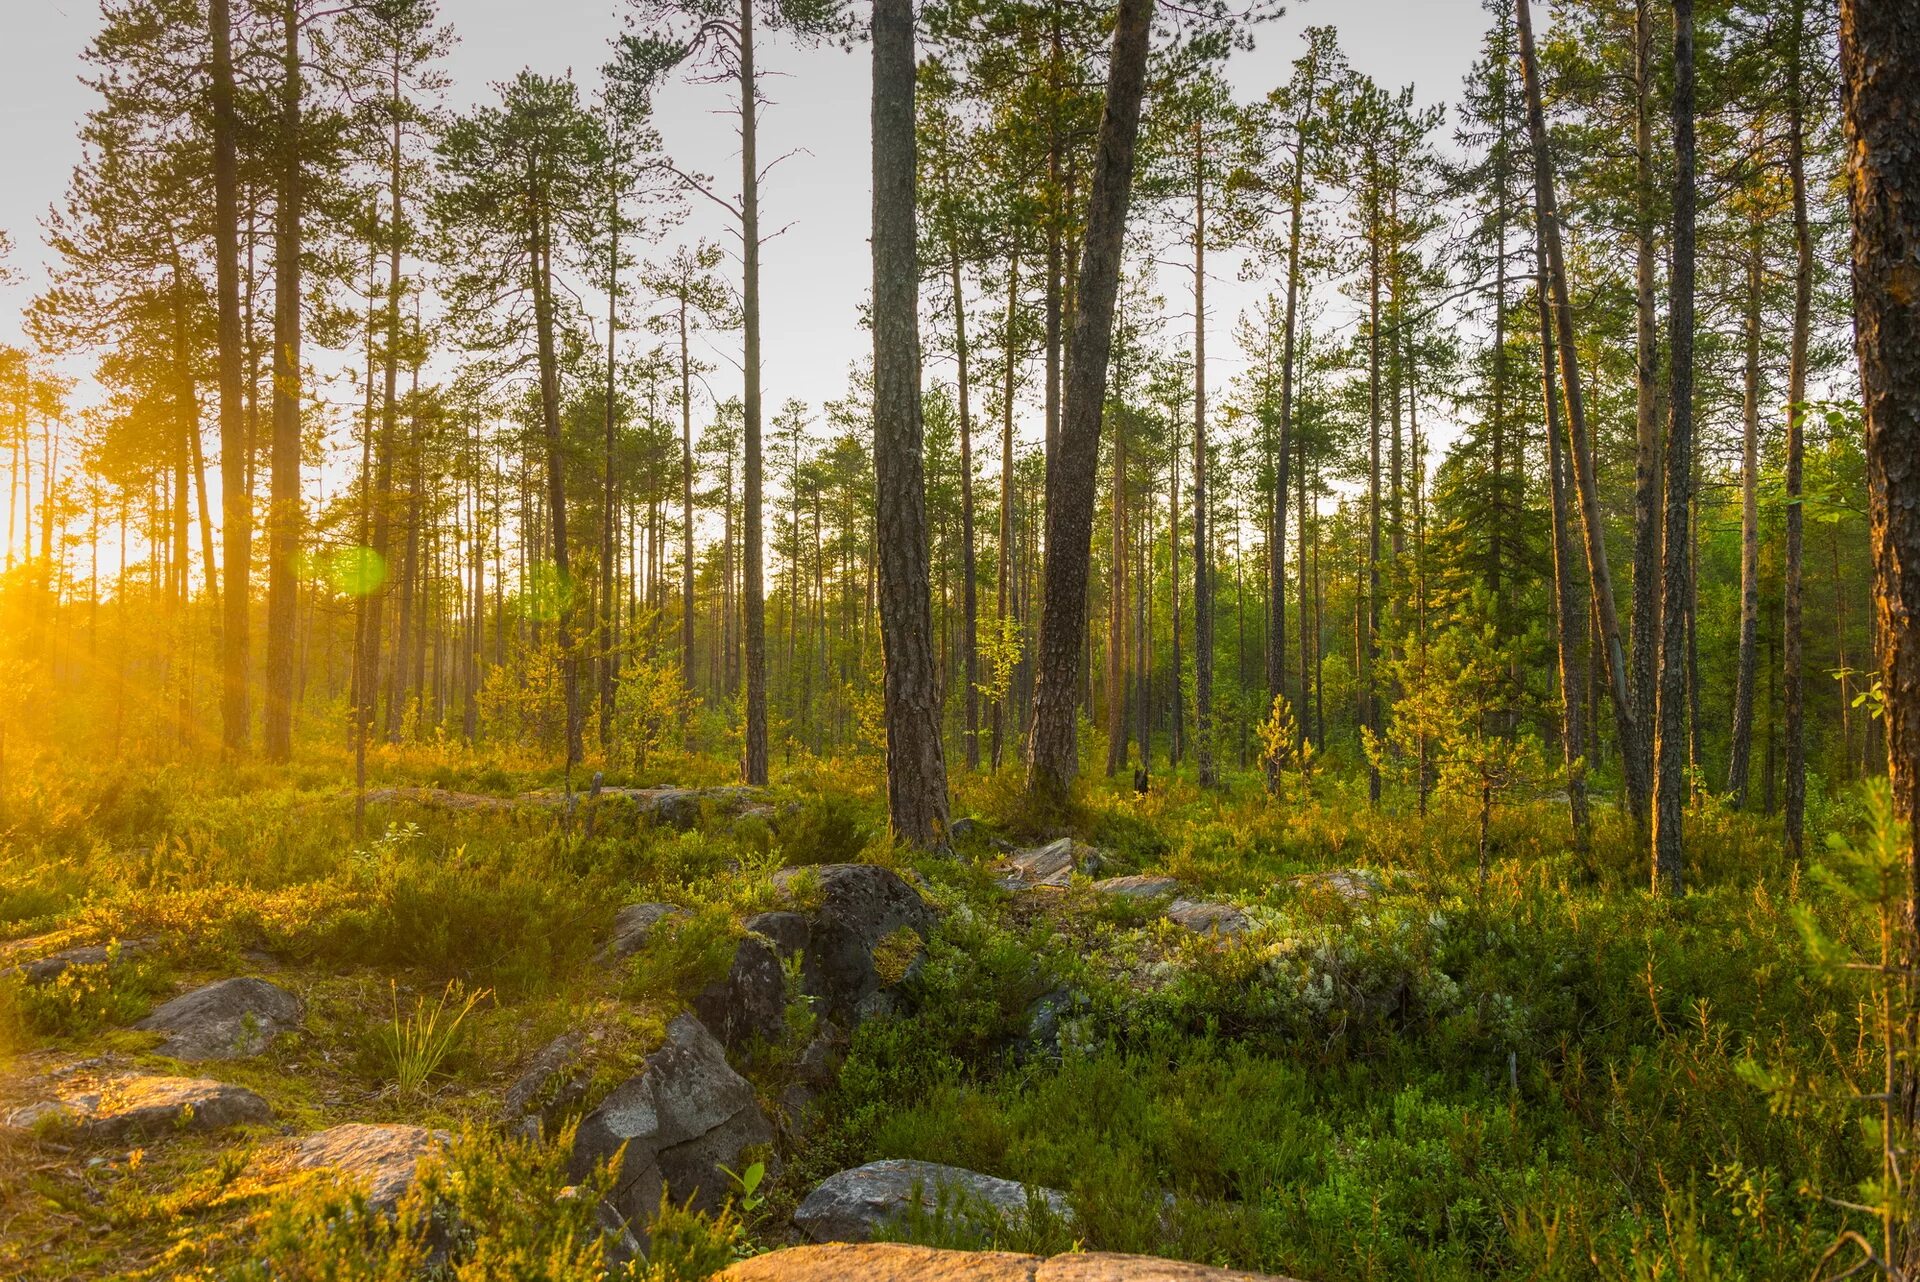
[999,839,1104,890]
[1164,900,1252,937]
[794,1159,1070,1243]
[133,977,303,1059]
[5,1075,269,1140]
[1287,868,1382,903]
[1092,875,1181,900]
[719,1244,1297,1281]
[293,1123,447,1212]
[12,939,152,984]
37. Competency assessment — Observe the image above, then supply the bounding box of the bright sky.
[0,0,1488,473]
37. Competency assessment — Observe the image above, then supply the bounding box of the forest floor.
[0,746,1889,1280]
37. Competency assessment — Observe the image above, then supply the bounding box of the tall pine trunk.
[952,253,981,771]
[1626,0,1660,830]
[1024,0,1152,805]
[739,0,769,786]
[1727,215,1762,803]
[211,0,249,753]
[264,0,302,762]
[1192,120,1215,787]
[1784,0,1814,860]
[872,0,950,846]
[1652,0,1696,895]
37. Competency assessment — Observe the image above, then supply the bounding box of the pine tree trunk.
[1837,2,1920,1267]
[871,0,950,845]
[952,253,981,771]
[211,0,249,753]
[264,0,302,762]
[739,0,769,785]
[1652,0,1695,895]
[1516,0,1643,813]
[1784,0,1814,861]
[1105,425,1128,775]
[1192,120,1215,787]
[1024,0,1152,805]
[1727,220,1762,804]
[1626,0,1660,831]
[1537,232,1592,862]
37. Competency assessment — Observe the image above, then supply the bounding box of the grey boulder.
[133,977,303,1059]
[793,1159,1070,1244]
[600,903,687,963]
[13,938,152,984]
[692,933,789,1052]
[293,1123,448,1213]
[570,1013,777,1223]
[1164,900,1252,937]
[1093,875,1182,900]
[771,864,936,1024]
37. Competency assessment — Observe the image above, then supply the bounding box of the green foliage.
[774,793,873,866]
[372,979,490,1097]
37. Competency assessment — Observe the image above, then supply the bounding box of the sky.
[0,0,1490,472]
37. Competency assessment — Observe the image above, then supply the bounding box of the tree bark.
[1192,119,1215,787]
[953,252,981,771]
[1105,422,1128,775]
[872,0,950,846]
[264,0,302,762]
[1784,0,1813,862]
[740,0,769,785]
[1516,0,1643,813]
[1727,217,1762,804]
[211,0,249,753]
[1652,0,1695,895]
[1626,0,1660,831]
[1837,1,1920,1268]
[1024,0,1152,805]
[1537,232,1592,862]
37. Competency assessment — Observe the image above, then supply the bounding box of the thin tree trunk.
[953,253,981,771]
[1784,0,1814,861]
[1627,0,1660,832]
[1516,0,1642,813]
[264,0,302,762]
[211,0,249,753]
[1105,423,1128,775]
[1024,0,1153,805]
[1652,0,1696,895]
[1728,217,1763,804]
[1192,119,1214,787]
[740,0,769,786]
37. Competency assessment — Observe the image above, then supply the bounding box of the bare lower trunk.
[1727,223,1762,804]
[1784,0,1814,862]
[1626,0,1660,831]
[263,0,302,762]
[211,0,249,753]
[740,0,768,785]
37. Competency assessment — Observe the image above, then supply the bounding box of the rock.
[503,1031,596,1140]
[793,1159,1070,1244]
[133,977,303,1060]
[771,864,937,1024]
[600,903,687,963]
[1164,900,1252,938]
[359,786,516,813]
[13,938,153,984]
[293,1123,447,1213]
[1017,988,1089,1061]
[718,1245,1296,1282]
[692,933,789,1051]
[608,786,766,830]
[744,910,810,959]
[1288,868,1382,903]
[6,1075,269,1140]
[1092,875,1181,901]
[777,1024,849,1142]
[999,838,1107,889]
[571,1013,778,1222]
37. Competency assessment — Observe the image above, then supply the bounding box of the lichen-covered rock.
[6,1075,270,1140]
[11,938,153,984]
[1288,868,1383,903]
[793,1159,1069,1244]
[718,1244,1295,1281]
[771,864,936,1024]
[1164,899,1251,937]
[133,977,303,1059]
[1092,875,1181,900]
[503,1030,600,1140]
[692,933,789,1051]
[570,1013,777,1222]
[293,1123,447,1213]
[999,839,1105,889]
[600,903,687,963]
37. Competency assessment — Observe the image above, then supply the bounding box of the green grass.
[0,745,1894,1280]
